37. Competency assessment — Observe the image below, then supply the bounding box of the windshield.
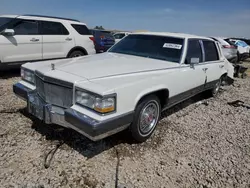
[109,34,184,63]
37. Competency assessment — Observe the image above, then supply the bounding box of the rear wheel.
[208,77,222,97]
[68,50,84,58]
[130,95,161,142]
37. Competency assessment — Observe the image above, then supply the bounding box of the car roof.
[91,29,111,32]
[131,32,213,40]
[0,14,85,24]
[114,32,130,34]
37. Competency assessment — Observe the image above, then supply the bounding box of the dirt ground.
[0,60,250,188]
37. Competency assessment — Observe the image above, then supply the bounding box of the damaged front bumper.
[13,83,133,141]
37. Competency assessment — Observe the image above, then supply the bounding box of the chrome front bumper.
[13,83,134,141]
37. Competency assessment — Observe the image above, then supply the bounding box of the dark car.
[90,29,115,53]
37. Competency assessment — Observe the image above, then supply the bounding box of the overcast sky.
[1,0,250,38]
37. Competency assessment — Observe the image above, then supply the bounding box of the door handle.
[30,38,39,42]
[65,37,72,41]
[202,68,208,72]
[219,65,224,68]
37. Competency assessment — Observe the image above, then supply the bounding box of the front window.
[8,20,38,35]
[109,34,184,63]
[0,17,13,31]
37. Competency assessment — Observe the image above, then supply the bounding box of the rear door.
[40,20,75,59]
[0,19,42,63]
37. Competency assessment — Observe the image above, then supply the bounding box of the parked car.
[0,14,95,70]
[230,38,250,46]
[113,32,129,43]
[90,29,115,53]
[228,39,250,61]
[13,32,234,142]
[210,37,238,63]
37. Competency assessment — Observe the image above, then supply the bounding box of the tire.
[241,73,247,79]
[68,50,84,58]
[207,77,222,97]
[130,95,161,142]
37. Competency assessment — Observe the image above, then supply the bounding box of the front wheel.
[130,95,161,142]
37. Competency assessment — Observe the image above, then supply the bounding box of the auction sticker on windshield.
[163,43,182,49]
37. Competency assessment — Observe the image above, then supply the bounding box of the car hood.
[51,52,179,80]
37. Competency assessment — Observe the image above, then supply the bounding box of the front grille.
[35,75,73,108]
[35,76,45,99]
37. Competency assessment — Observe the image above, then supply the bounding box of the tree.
[94,26,105,30]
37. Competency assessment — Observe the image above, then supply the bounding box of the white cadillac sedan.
[13,32,234,142]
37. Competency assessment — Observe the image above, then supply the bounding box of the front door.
[167,39,206,107]
[0,19,42,63]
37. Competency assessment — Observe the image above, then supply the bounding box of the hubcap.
[214,79,221,94]
[73,54,82,57]
[139,101,159,135]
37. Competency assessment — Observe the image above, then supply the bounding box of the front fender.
[134,85,168,107]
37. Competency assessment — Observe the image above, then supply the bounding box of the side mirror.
[190,57,199,68]
[1,29,15,36]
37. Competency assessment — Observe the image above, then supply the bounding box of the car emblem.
[51,63,55,70]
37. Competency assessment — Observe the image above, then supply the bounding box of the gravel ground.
[0,63,250,188]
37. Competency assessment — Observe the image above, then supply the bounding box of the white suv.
[0,15,95,70]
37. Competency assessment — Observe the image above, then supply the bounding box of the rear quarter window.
[202,40,219,61]
[71,24,91,35]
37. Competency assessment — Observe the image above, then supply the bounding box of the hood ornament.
[51,63,55,70]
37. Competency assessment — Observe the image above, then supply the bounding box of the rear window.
[109,34,184,63]
[93,30,114,39]
[71,24,90,35]
[202,40,219,61]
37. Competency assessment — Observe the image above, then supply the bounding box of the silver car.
[211,37,238,63]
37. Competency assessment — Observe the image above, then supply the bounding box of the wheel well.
[67,47,88,57]
[221,73,227,79]
[136,89,169,108]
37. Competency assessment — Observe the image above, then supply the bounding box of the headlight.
[21,68,35,84]
[75,90,116,114]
